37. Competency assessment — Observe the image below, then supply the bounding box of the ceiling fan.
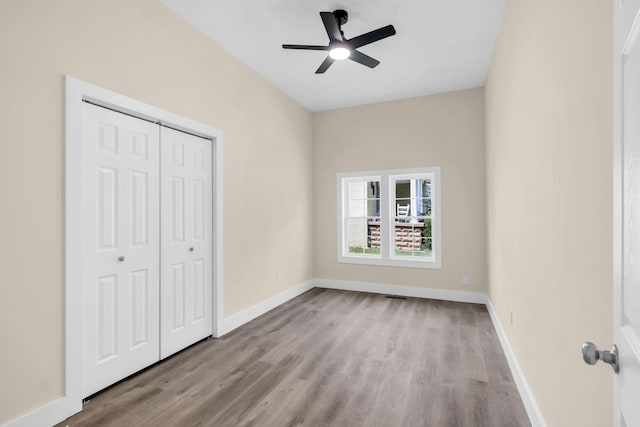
[282,10,396,74]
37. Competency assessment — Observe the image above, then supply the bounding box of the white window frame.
[337,167,441,269]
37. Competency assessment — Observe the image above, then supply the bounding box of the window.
[337,167,441,269]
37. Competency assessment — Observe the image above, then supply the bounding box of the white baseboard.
[313,278,487,304]
[4,278,543,427]
[221,280,315,335]
[1,396,73,427]
[485,300,547,427]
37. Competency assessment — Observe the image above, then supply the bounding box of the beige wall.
[313,89,487,293]
[485,0,613,426]
[1,0,616,425]
[0,1,313,423]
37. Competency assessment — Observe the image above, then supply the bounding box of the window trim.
[337,167,441,269]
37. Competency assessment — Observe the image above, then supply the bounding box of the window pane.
[367,217,381,254]
[395,179,410,219]
[423,218,432,238]
[345,179,380,256]
[347,181,366,216]
[368,199,380,217]
[395,179,411,197]
[393,219,432,258]
[415,198,431,217]
[419,179,432,216]
[367,181,380,198]
[416,178,431,196]
[395,178,432,218]
[393,223,421,252]
[346,217,368,252]
[346,217,380,256]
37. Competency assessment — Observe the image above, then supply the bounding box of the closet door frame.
[64,76,224,417]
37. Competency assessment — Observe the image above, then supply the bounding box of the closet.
[80,102,213,397]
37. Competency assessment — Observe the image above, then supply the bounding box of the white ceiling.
[160,0,505,112]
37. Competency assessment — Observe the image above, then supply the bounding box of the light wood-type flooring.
[57,288,531,427]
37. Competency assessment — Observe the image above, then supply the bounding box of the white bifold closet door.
[81,103,161,397]
[160,127,212,358]
[81,103,213,397]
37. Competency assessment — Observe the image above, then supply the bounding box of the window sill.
[337,255,442,270]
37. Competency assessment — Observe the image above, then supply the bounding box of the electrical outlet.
[509,309,513,326]
[276,270,281,281]
[462,275,470,286]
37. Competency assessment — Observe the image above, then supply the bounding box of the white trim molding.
[9,265,546,427]
[314,278,485,304]
[222,281,315,335]
[1,397,70,427]
[485,300,547,427]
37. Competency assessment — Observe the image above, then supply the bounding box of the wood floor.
[57,288,530,427]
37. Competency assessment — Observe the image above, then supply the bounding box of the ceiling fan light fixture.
[329,46,350,60]
[282,10,396,73]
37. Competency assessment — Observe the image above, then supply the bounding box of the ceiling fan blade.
[348,50,380,68]
[282,44,329,51]
[315,56,335,74]
[320,11,343,43]
[346,25,396,49]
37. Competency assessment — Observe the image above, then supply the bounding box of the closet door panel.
[81,103,161,397]
[160,127,213,358]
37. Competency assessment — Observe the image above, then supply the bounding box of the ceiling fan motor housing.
[333,9,348,27]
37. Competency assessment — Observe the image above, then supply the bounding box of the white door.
[160,126,213,358]
[615,0,640,425]
[81,103,161,397]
